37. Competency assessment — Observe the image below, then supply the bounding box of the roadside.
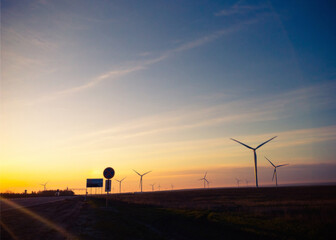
[1,197,83,240]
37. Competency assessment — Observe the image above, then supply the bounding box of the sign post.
[103,167,115,208]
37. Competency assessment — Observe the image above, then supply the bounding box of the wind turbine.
[199,172,209,189]
[158,184,161,191]
[265,157,289,187]
[245,179,249,187]
[150,183,155,191]
[133,170,151,192]
[231,136,277,188]
[40,182,48,191]
[171,184,174,190]
[115,177,126,193]
[235,178,241,188]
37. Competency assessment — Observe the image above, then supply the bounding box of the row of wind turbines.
[116,136,288,192]
[42,136,288,193]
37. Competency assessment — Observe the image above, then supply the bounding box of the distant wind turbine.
[265,157,289,187]
[231,136,277,188]
[245,179,249,187]
[171,184,174,190]
[235,178,241,188]
[150,183,155,191]
[158,184,161,191]
[40,182,48,191]
[115,177,126,193]
[199,172,209,189]
[133,170,151,192]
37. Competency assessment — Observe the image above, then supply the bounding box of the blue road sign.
[86,178,103,188]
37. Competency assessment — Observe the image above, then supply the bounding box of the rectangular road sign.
[105,179,111,192]
[86,178,103,188]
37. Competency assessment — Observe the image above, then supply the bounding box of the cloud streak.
[62,81,336,152]
[214,2,268,17]
[26,16,263,105]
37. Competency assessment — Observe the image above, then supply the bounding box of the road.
[0,196,78,212]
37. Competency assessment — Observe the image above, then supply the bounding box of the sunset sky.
[1,0,336,193]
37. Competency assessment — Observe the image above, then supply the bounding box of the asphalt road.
[0,196,78,212]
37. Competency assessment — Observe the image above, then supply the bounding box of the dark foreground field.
[1,186,336,240]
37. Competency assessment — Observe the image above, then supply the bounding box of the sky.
[1,0,336,193]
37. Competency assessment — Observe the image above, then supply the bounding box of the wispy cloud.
[27,16,263,105]
[214,2,268,17]
[63,81,336,151]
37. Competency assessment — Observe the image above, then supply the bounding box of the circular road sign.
[103,167,115,179]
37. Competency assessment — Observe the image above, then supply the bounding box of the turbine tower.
[171,184,174,190]
[231,136,277,188]
[158,184,161,191]
[40,182,48,191]
[133,170,151,192]
[236,178,241,188]
[245,179,249,187]
[265,157,289,187]
[115,177,126,193]
[150,183,155,191]
[199,172,209,189]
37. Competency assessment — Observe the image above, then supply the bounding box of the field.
[1,186,336,240]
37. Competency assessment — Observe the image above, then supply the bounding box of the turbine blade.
[265,156,276,167]
[276,164,289,168]
[255,136,277,150]
[133,169,141,176]
[142,171,152,176]
[230,138,254,150]
[204,172,207,178]
[121,177,126,181]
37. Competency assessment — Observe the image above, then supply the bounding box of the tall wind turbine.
[199,172,209,189]
[158,184,161,191]
[231,136,277,188]
[115,177,126,193]
[235,178,241,188]
[245,179,249,187]
[133,170,151,192]
[40,182,48,191]
[265,157,289,187]
[150,183,155,191]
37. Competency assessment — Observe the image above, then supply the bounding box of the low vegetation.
[0,190,74,199]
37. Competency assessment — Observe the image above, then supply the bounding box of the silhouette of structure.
[158,184,161,191]
[115,177,126,193]
[245,179,249,186]
[171,184,174,190]
[133,170,151,192]
[236,178,241,187]
[40,182,48,191]
[265,156,289,187]
[231,136,277,188]
[199,172,209,188]
[150,183,155,191]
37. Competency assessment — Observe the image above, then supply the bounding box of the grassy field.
[1,186,335,240]
[80,186,336,240]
